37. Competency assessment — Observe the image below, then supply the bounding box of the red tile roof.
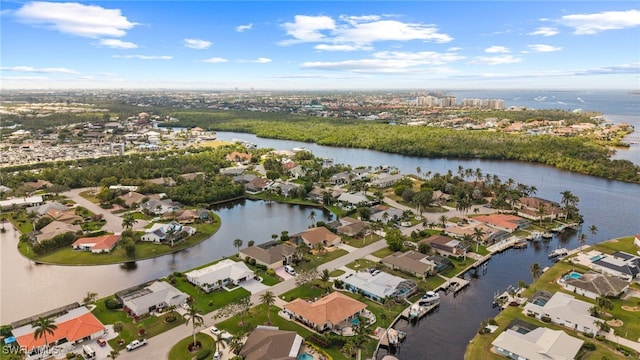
[16,312,105,349]
[72,234,120,251]
[284,292,366,327]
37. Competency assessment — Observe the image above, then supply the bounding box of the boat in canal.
[419,291,441,307]
[548,247,569,259]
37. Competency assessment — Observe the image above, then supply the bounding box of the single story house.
[13,307,105,352]
[291,227,341,248]
[43,208,83,224]
[120,281,189,318]
[337,192,370,207]
[523,292,599,336]
[590,251,640,281]
[329,171,351,185]
[444,223,509,245]
[341,271,418,303]
[139,198,180,215]
[517,196,563,221]
[560,271,629,300]
[335,217,368,237]
[220,167,245,176]
[245,177,270,193]
[226,151,252,164]
[0,195,44,211]
[492,326,583,360]
[239,241,296,269]
[118,191,147,207]
[185,259,254,293]
[284,292,366,333]
[369,206,404,223]
[232,174,257,184]
[72,234,120,253]
[36,221,81,242]
[473,214,529,233]
[27,201,68,216]
[141,222,196,243]
[239,327,304,360]
[370,173,404,188]
[419,235,470,257]
[381,251,435,278]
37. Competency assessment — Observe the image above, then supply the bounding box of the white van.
[82,344,96,359]
[284,265,296,275]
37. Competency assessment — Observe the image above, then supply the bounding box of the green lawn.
[371,247,394,259]
[441,256,476,278]
[297,249,348,272]
[168,277,251,312]
[345,259,378,271]
[329,269,345,277]
[281,283,330,302]
[167,332,215,360]
[92,298,185,350]
[593,236,637,255]
[341,234,381,248]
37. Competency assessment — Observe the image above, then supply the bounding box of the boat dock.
[401,302,439,321]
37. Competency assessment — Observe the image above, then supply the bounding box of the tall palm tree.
[211,331,228,356]
[536,203,546,226]
[529,262,542,283]
[232,238,243,253]
[121,215,137,230]
[260,291,276,325]
[108,350,120,359]
[32,317,57,351]
[588,225,598,243]
[472,227,486,252]
[184,307,204,348]
[308,210,316,227]
[438,215,448,229]
[579,233,587,248]
[229,336,244,355]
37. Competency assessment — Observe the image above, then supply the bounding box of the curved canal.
[1,132,638,360]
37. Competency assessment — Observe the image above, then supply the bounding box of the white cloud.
[527,44,562,53]
[1,76,48,81]
[113,55,172,60]
[1,65,78,74]
[485,46,509,53]
[98,39,138,49]
[252,57,272,63]
[452,63,640,80]
[314,44,372,51]
[184,38,212,50]
[300,50,464,73]
[202,57,228,63]
[236,23,253,32]
[560,9,640,35]
[14,1,137,38]
[470,55,523,65]
[280,14,453,49]
[281,15,336,44]
[529,27,559,36]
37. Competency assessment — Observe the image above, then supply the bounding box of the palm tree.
[579,233,587,248]
[472,227,486,252]
[232,238,243,253]
[184,307,204,349]
[536,203,546,226]
[247,240,255,247]
[229,336,244,355]
[308,210,316,227]
[438,214,448,229]
[108,350,120,359]
[32,317,57,352]
[529,262,542,283]
[260,291,276,325]
[211,331,228,357]
[588,225,598,243]
[121,215,137,230]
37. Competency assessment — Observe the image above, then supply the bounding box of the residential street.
[115,239,389,360]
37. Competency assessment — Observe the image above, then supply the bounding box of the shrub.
[266,268,275,276]
[487,318,498,326]
[540,316,551,323]
[66,352,76,359]
[256,263,267,271]
[248,258,256,266]
[582,342,596,351]
[105,298,123,310]
[196,349,211,360]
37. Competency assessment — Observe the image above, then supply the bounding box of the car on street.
[210,326,222,336]
[126,339,147,351]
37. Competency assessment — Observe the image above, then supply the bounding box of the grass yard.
[168,277,251,312]
[440,256,476,278]
[167,332,215,360]
[371,247,394,259]
[345,259,378,271]
[297,249,348,272]
[281,283,331,302]
[341,234,381,248]
[329,269,345,277]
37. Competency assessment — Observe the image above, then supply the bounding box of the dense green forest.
[164,110,640,183]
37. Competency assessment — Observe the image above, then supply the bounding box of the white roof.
[342,271,405,299]
[492,327,583,360]
[337,192,369,205]
[523,292,598,332]
[185,259,254,286]
[123,281,188,315]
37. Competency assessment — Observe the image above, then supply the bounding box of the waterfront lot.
[169,277,251,312]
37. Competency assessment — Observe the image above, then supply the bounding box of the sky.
[1,1,639,90]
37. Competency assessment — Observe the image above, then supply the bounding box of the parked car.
[210,326,222,336]
[181,302,190,310]
[284,265,296,275]
[213,350,222,360]
[126,339,147,351]
[96,338,106,347]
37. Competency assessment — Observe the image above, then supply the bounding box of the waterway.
[1,132,639,359]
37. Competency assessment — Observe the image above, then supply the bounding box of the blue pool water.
[297,353,314,360]
[564,272,583,280]
[532,298,547,306]
[352,317,360,325]
[591,255,605,262]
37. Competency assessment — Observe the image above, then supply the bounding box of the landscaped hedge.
[196,349,211,360]
[32,232,78,255]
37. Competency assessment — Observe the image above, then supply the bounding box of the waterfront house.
[239,327,304,360]
[139,198,179,215]
[560,271,629,300]
[589,251,640,281]
[419,234,469,257]
[522,292,599,336]
[239,241,296,269]
[381,251,435,278]
[369,205,403,223]
[141,222,195,243]
[491,326,583,360]
[271,181,300,197]
[330,171,351,185]
[370,173,404,188]
[245,177,270,193]
[36,221,81,242]
[517,197,562,221]
[335,217,368,237]
[291,227,342,249]
[283,292,366,333]
[444,222,508,244]
[185,259,254,293]
[341,271,418,303]
[0,195,44,211]
[13,306,105,351]
[120,281,188,318]
[226,151,252,164]
[72,234,120,253]
[337,192,370,207]
[473,214,528,233]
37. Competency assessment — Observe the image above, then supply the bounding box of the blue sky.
[1,1,639,90]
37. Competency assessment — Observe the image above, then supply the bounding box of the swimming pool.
[297,352,314,360]
[352,317,360,325]
[532,298,547,306]
[591,255,605,262]
[564,272,582,280]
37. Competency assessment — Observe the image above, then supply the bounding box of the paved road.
[64,188,148,233]
[114,239,388,360]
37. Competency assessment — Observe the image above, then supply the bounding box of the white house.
[590,251,640,281]
[121,281,188,318]
[523,292,599,336]
[185,259,254,293]
[141,222,195,243]
[337,192,370,207]
[492,327,583,360]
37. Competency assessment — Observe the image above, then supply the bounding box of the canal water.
[1,131,638,359]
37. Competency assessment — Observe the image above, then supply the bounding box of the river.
[1,132,639,360]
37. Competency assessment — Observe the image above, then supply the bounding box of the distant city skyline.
[1,1,639,90]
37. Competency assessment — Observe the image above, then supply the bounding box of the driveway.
[240,278,269,294]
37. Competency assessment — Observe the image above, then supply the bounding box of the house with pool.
[340,270,418,303]
[523,291,599,336]
[283,292,367,333]
[558,271,629,300]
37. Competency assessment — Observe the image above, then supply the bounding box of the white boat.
[530,231,543,242]
[534,96,547,101]
[419,291,441,306]
[548,247,568,259]
[292,146,307,152]
[542,232,553,239]
[408,304,424,320]
[387,328,399,345]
